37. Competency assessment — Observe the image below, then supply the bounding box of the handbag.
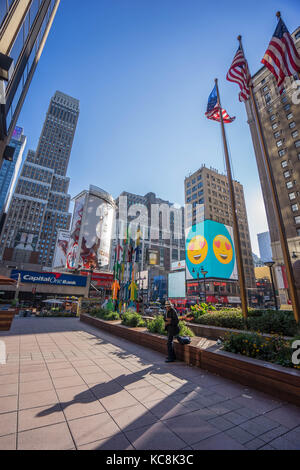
[177,335,191,345]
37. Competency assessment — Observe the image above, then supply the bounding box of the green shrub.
[194,309,299,337]
[195,311,246,330]
[178,321,195,337]
[147,315,166,335]
[90,308,120,321]
[146,316,194,338]
[248,311,298,336]
[222,331,299,369]
[121,310,145,328]
[190,303,215,321]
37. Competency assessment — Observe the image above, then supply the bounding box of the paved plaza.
[0,317,299,450]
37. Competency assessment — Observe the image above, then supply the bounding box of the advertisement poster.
[53,230,70,268]
[80,194,115,269]
[148,248,160,266]
[168,271,186,298]
[66,195,85,270]
[185,220,238,281]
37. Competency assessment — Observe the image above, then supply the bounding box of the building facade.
[257,231,272,263]
[0,0,61,163]
[0,126,26,214]
[0,91,79,268]
[245,26,300,305]
[184,165,256,303]
[112,191,185,301]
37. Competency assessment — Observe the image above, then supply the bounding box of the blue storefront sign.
[11,270,87,288]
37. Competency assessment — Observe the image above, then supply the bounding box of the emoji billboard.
[186,220,238,281]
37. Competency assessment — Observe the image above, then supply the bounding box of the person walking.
[164,300,180,363]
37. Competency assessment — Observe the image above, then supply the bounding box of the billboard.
[12,126,23,142]
[148,248,160,266]
[66,187,115,271]
[53,230,70,268]
[11,270,87,287]
[168,271,186,299]
[66,195,85,270]
[186,220,238,281]
[171,260,186,271]
[80,193,115,269]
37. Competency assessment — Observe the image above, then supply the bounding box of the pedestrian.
[164,300,180,363]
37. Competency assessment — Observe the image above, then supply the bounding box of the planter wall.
[81,314,300,407]
[0,309,16,331]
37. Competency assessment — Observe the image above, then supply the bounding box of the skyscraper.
[257,231,273,263]
[0,0,61,163]
[245,26,300,305]
[184,165,256,295]
[0,126,26,214]
[0,91,79,267]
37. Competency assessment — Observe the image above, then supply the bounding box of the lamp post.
[201,267,208,304]
[192,269,201,304]
[264,261,278,311]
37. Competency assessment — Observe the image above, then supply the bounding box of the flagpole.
[238,34,300,323]
[214,78,248,321]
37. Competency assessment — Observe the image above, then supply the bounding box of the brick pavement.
[0,317,299,450]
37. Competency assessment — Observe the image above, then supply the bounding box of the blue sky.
[16,0,300,254]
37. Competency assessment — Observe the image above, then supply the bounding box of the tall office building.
[184,166,256,294]
[0,126,26,214]
[245,26,300,304]
[112,191,185,300]
[257,231,272,263]
[114,191,185,271]
[0,91,79,267]
[0,0,61,164]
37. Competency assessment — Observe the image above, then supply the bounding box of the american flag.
[205,85,235,124]
[226,46,250,102]
[262,17,300,94]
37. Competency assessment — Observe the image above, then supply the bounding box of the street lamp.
[201,267,208,304]
[192,268,201,304]
[264,261,278,311]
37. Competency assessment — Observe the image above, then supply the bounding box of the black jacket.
[165,307,180,336]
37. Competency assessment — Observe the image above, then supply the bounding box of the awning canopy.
[0,276,17,286]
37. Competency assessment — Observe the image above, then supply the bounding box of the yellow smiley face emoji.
[213,235,233,264]
[187,236,208,265]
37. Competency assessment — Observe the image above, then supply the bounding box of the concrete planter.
[81,313,300,407]
[0,309,16,331]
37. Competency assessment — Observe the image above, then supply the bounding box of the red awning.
[0,276,17,286]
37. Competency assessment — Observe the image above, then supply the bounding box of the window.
[270,114,276,122]
[295,216,300,224]
[263,85,269,93]
[287,112,293,120]
[292,130,299,139]
[265,93,271,104]
[278,149,286,157]
[284,170,291,178]
[287,181,293,189]
[274,131,281,138]
[295,140,300,148]
[272,123,278,130]
[281,160,288,168]
[291,204,298,212]
[289,192,296,200]
[281,96,288,104]
[276,140,283,147]
[289,122,296,129]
